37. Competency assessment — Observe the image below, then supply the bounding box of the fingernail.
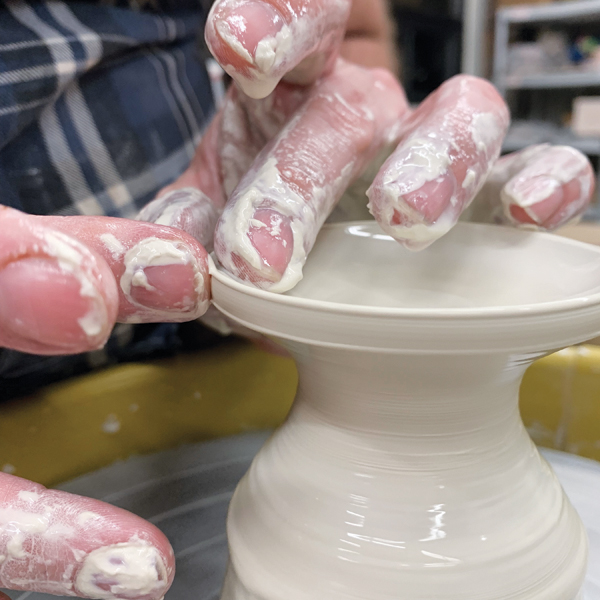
[399,174,457,223]
[76,542,169,600]
[0,258,109,351]
[503,176,564,227]
[507,204,539,227]
[128,263,199,312]
[214,2,284,69]
[248,208,294,277]
[120,238,208,321]
[207,1,287,97]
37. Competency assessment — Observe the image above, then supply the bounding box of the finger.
[160,82,308,213]
[499,145,595,229]
[140,83,309,268]
[217,82,309,198]
[138,86,303,286]
[214,60,409,292]
[37,216,211,324]
[137,188,221,252]
[205,0,352,98]
[0,207,118,355]
[367,75,510,250]
[0,473,174,600]
[156,115,225,209]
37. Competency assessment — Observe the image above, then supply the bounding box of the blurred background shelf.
[502,120,600,153]
[495,0,600,95]
[498,0,600,24]
[505,70,600,88]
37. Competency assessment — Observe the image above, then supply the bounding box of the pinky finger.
[499,145,595,230]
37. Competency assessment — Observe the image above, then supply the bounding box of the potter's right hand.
[197,0,595,291]
[468,144,595,230]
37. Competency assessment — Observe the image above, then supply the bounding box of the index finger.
[205,0,351,98]
[214,60,409,291]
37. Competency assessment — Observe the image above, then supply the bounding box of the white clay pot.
[210,221,600,600]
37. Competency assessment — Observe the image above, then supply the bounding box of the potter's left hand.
[0,471,174,600]
[160,0,595,292]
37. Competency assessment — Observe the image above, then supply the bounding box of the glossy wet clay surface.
[2,434,598,600]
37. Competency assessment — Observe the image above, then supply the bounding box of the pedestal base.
[3,434,597,600]
[209,222,600,600]
[217,443,600,600]
[219,346,588,600]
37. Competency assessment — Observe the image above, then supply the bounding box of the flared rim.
[210,222,600,321]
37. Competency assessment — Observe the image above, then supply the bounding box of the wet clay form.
[210,221,600,600]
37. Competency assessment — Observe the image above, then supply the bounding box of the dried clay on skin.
[120,237,209,323]
[137,188,221,251]
[214,61,409,293]
[367,75,510,250]
[40,230,108,338]
[76,542,168,600]
[465,144,594,229]
[205,0,351,99]
[501,145,593,226]
[0,494,170,599]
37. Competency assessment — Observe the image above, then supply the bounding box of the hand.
[181,0,594,290]
[0,3,594,599]
[0,206,213,354]
[0,472,174,599]
[467,144,594,230]
[0,205,217,596]
[0,4,396,598]
[0,0,396,353]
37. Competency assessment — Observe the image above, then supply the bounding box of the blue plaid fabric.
[0,0,222,399]
[0,0,216,218]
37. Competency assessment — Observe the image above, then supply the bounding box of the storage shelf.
[498,0,600,25]
[494,2,600,222]
[503,134,600,156]
[504,71,600,90]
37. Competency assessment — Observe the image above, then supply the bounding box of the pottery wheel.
[3,433,599,600]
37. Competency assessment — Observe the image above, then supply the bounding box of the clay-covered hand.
[186,0,595,291]
[0,6,391,598]
[467,144,594,230]
[0,2,595,597]
[0,206,212,355]
[0,472,174,600]
[0,0,397,354]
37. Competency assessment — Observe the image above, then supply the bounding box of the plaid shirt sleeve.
[0,0,219,398]
[0,0,216,218]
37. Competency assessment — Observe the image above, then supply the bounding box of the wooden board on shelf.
[497,0,553,6]
[556,222,600,246]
